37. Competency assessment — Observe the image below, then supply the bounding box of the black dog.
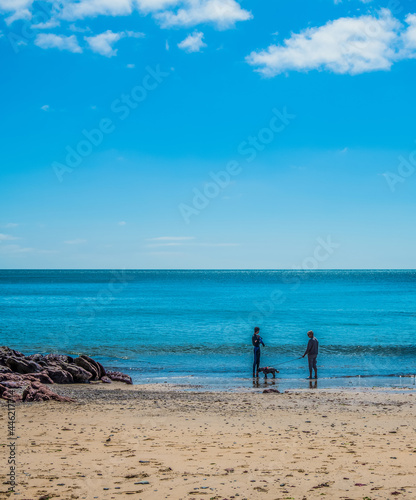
[258,366,279,379]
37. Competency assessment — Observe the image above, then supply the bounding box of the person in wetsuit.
[302,330,319,379]
[252,326,265,377]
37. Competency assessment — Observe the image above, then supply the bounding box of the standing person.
[302,330,318,379]
[252,327,265,377]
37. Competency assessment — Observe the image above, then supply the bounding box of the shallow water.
[0,270,415,389]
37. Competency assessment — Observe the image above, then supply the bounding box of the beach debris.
[262,388,280,394]
[313,482,330,488]
[0,345,133,401]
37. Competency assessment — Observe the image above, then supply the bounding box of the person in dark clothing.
[302,330,318,379]
[252,327,265,377]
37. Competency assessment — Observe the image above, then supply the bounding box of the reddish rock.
[23,371,54,384]
[80,354,105,378]
[74,356,99,380]
[26,353,44,363]
[0,380,22,389]
[96,361,106,378]
[0,373,24,385]
[106,370,133,385]
[0,346,25,358]
[45,367,74,384]
[0,383,22,402]
[0,347,132,391]
[22,381,74,402]
[5,357,42,374]
[80,354,106,378]
[45,353,74,364]
[59,362,92,383]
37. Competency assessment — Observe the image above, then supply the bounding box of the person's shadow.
[309,380,318,389]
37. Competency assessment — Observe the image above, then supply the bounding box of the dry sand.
[1,383,416,500]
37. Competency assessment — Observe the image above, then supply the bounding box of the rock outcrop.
[22,381,74,402]
[0,346,133,402]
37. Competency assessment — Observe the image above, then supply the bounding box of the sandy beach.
[1,383,415,500]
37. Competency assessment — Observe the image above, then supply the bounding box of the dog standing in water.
[258,366,279,379]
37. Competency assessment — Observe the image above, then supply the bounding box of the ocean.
[1,270,415,391]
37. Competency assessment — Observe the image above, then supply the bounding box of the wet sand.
[1,383,416,499]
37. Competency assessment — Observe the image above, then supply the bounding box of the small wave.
[41,343,416,358]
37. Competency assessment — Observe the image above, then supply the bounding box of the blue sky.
[1,0,415,269]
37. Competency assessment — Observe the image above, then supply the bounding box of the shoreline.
[53,380,416,396]
[121,374,416,393]
[1,383,415,499]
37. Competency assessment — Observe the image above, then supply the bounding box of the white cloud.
[69,24,91,33]
[85,30,122,56]
[0,244,34,254]
[247,10,416,76]
[334,0,373,3]
[136,0,179,11]
[61,0,134,20]
[30,0,251,29]
[85,30,143,57]
[118,221,127,225]
[403,13,416,50]
[35,33,82,53]
[147,236,196,241]
[32,19,61,29]
[3,223,19,228]
[1,0,251,58]
[56,0,251,29]
[147,242,184,247]
[0,0,32,10]
[126,63,135,68]
[156,0,252,29]
[178,31,206,52]
[0,243,56,255]
[125,30,145,38]
[194,242,239,247]
[0,0,32,24]
[0,233,18,241]
[145,236,238,248]
[64,239,87,244]
[41,104,50,111]
[4,8,31,25]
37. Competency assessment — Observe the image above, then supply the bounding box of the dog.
[258,366,279,379]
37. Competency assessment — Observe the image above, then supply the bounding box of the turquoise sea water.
[0,270,415,390]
